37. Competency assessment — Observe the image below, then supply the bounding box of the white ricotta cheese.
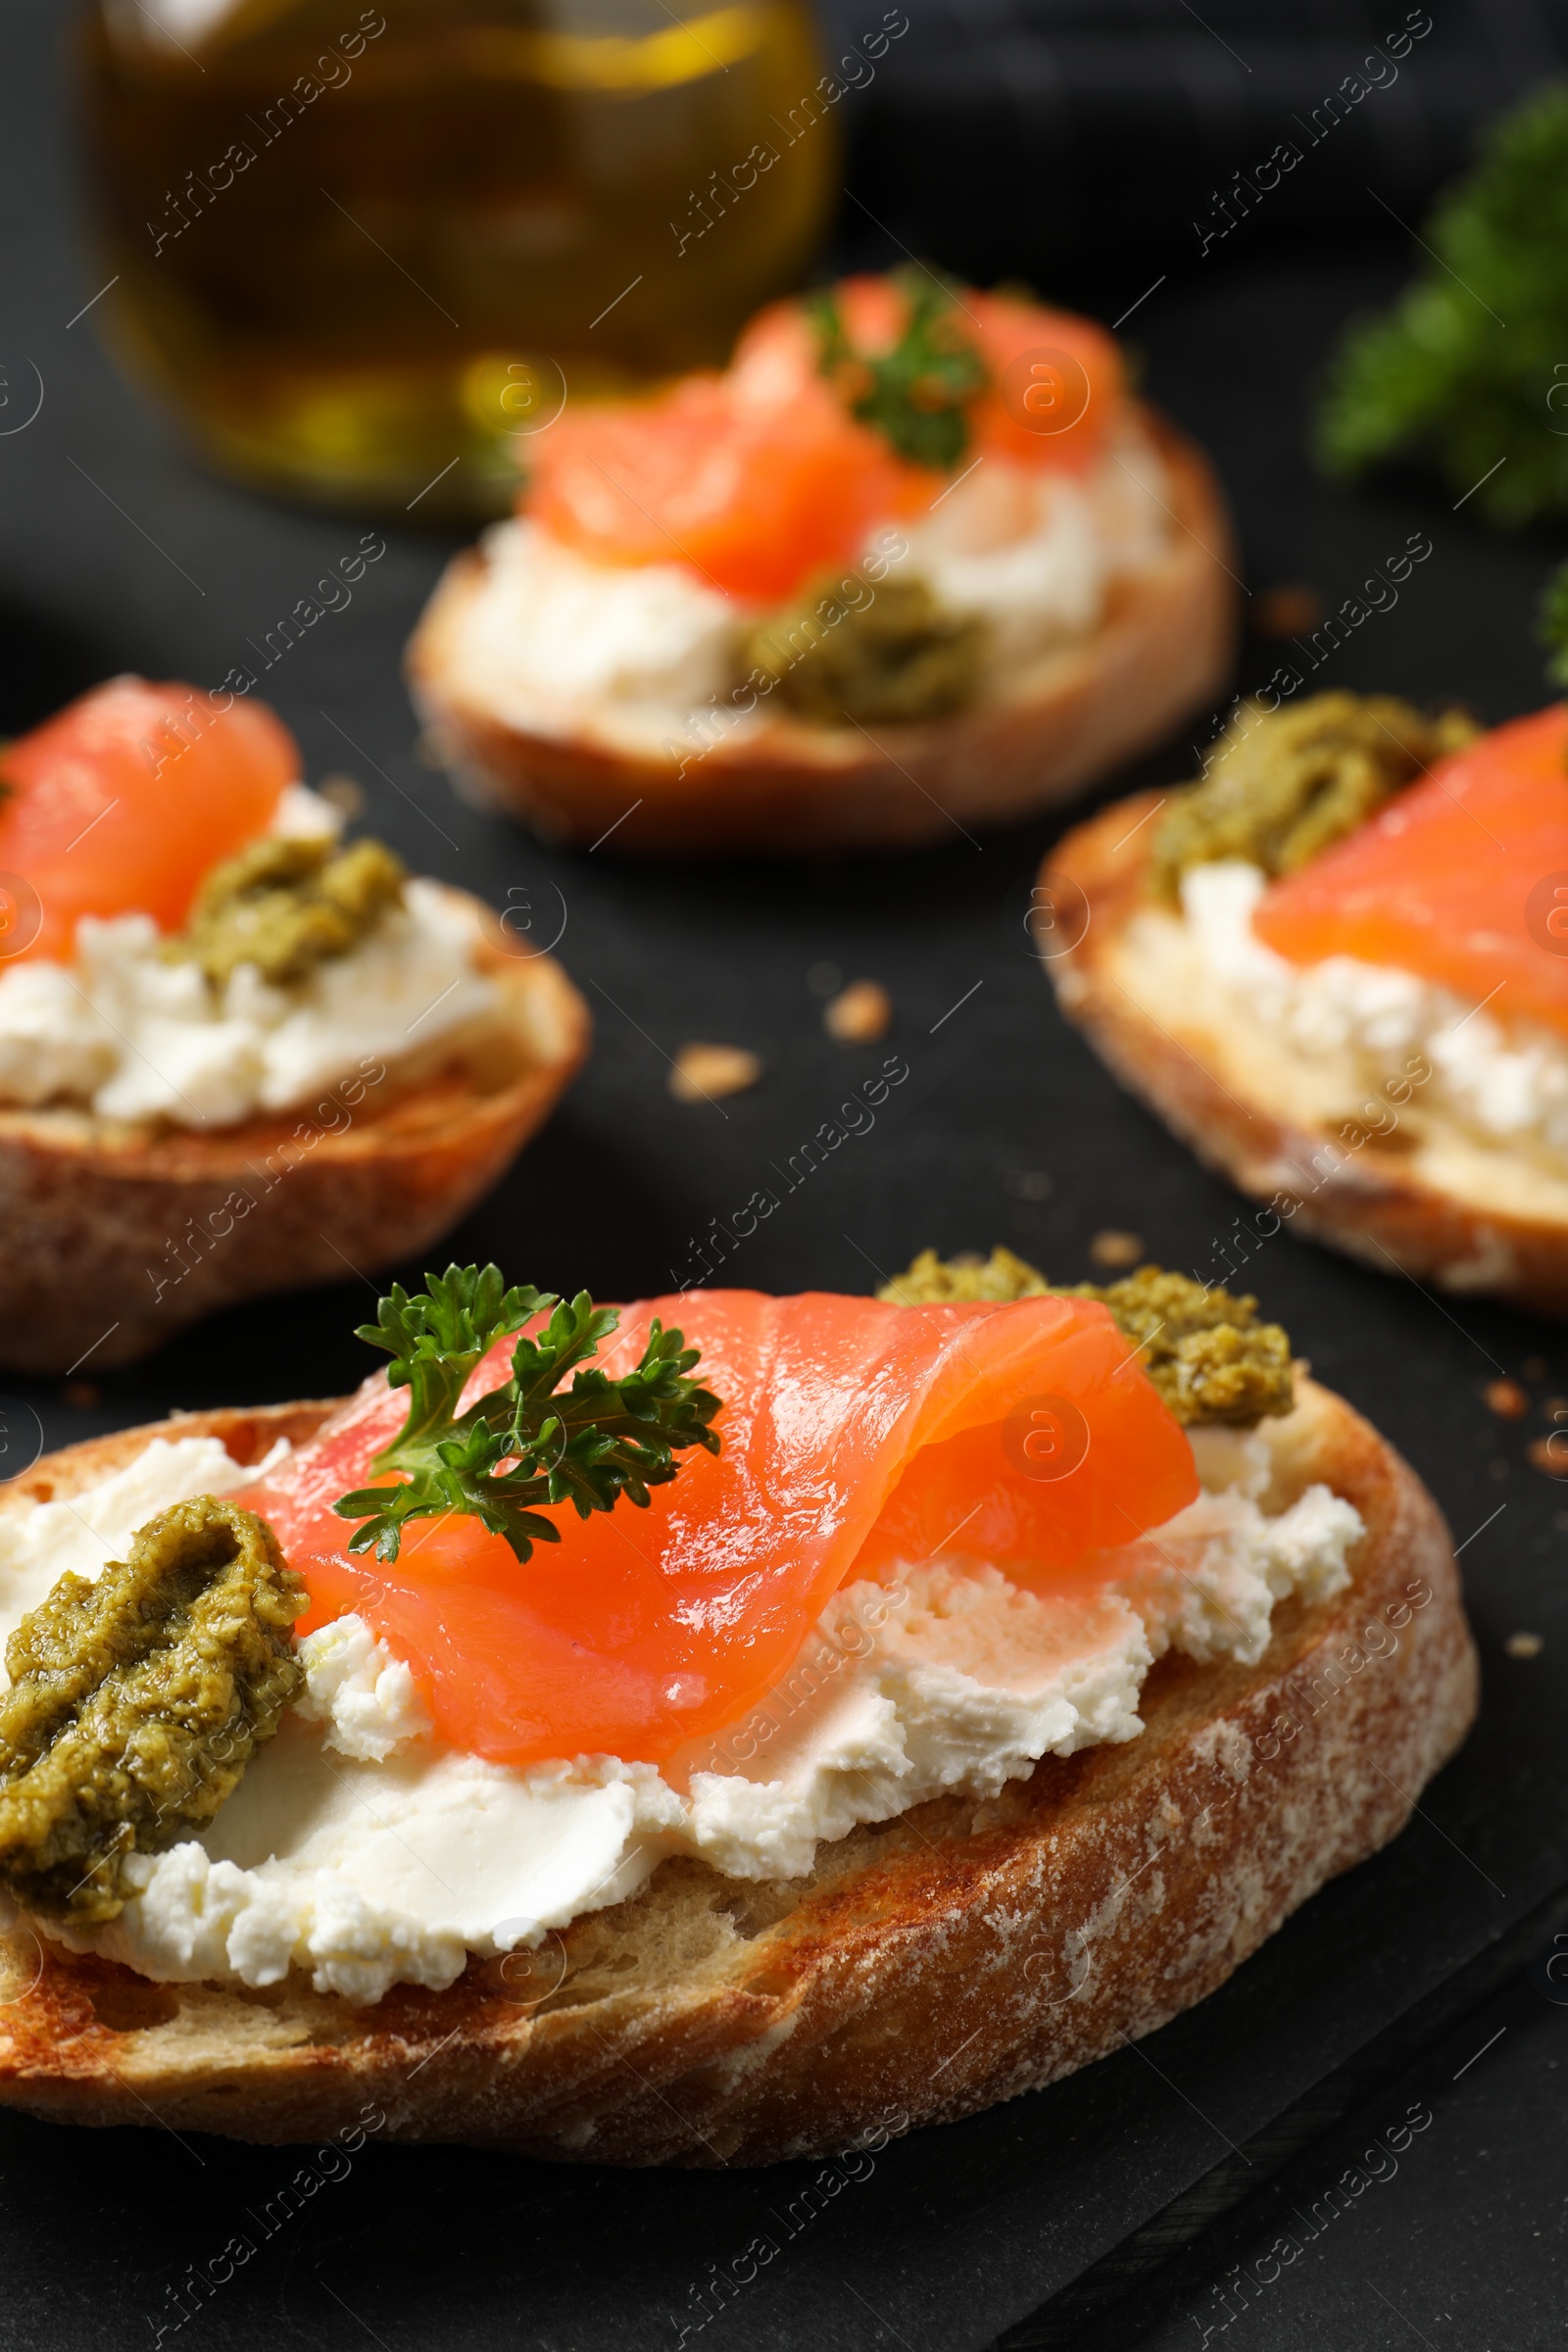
[671,1567,1153,1883]
[0,878,499,1130]
[1108,1483,1360,1667]
[454,519,746,737]
[270,782,344,843]
[293,1615,434,1761]
[890,424,1171,675]
[5,1421,1362,2004]
[1175,859,1568,1175]
[891,466,1105,667]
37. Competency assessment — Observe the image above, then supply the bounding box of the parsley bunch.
[333,1264,721,1564]
[1316,86,1568,529]
[809,267,990,472]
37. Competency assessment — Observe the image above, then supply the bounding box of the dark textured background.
[2,3,1568,2346]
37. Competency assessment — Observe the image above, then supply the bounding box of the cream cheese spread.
[457,523,744,731]
[0,1421,1361,2004]
[0,793,499,1133]
[446,425,1173,750]
[890,424,1171,674]
[1174,859,1568,1175]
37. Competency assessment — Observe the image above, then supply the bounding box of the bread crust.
[0,1380,1475,2164]
[0,890,589,1373]
[1043,796,1568,1316]
[406,410,1239,857]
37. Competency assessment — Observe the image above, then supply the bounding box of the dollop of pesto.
[174,833,406,988]
[0,1496,306,1924]
[882,1246,1051,1305]
[1150,691,1477,901]
[880,1249,1295,1425]
[745,574,986,726]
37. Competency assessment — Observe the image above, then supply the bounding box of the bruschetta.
[409,270,1239,856]
[0,678,587,1372]
[0,1252,1473,2161]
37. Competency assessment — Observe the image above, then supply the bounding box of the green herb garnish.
[332,1263,721,1564]
[809,267,990,472]
[1315,85,1568,528]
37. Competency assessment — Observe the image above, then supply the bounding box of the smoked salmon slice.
[526,274,1126,605]
[0,678,296,963]
[965,288,1122,472]
[1254,704,1568,1040]
[253,1289,1197,1769]
[527,370,911,604]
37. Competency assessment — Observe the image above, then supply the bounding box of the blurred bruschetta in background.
[0,677,586,1371]
[410,269,1238,856]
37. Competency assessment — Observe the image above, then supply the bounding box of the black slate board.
[2,4,1568,2345]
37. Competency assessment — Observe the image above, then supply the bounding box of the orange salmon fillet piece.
[527,371,910,605]
[254,1288,1196,1768]
[525,275,1125,605]
[1254,703,1568,1040]
[0,678,296,962]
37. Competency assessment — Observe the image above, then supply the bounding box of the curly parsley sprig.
[332,1263,722,1564]
[809,267,990,472]
[1315,84,1568,529]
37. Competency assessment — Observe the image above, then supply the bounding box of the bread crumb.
[1523,1355,1549,1381]
[1528,1435,1568,1478]
[1253,584,1325,639]
[1484,1378,1529,1418]
[824,980,892,1043]
[1505,1631,1544,1659]
[318,773,366,818]
[59,1381,101,1411]
[1089,1230,1143,1269]
[669,1044,762,1103]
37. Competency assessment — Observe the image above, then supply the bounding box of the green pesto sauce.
[0,1496,306,1924]
[880,1249,1295,1426]
[745,574,986,727]
[1150,691,1478,902]
[173,834,406,988]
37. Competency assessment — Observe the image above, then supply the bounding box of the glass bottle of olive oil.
[76,0,838,516]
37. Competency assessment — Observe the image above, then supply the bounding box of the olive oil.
[77,0,837,515]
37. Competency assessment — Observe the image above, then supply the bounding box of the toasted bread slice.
[1043,798,1568,1316]
[406,412,1238,858]
[0,889,588,1374]
[0,1377,1475,2164]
